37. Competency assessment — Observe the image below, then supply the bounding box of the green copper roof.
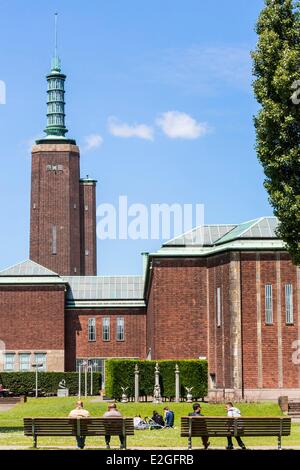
[63,275,144,301]
[215,217,278,245]
[0,260,59,277]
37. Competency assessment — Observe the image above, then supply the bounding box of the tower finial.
[54,12,58,60]
[44,12,68,139]
[51,12,61,72]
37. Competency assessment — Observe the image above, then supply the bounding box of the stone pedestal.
[57,388,69,397]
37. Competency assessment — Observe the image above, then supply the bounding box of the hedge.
[105,359,207,400]
[0,372,101,396]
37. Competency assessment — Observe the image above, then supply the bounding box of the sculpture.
[57,378,69,397]
[58,379,67,389]
[121,386,129,403]
[185,386,193,403]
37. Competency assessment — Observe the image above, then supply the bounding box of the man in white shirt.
[68,400,90,449]
[226,402,246,450]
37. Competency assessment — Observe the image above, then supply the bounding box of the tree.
[252,0,300,264]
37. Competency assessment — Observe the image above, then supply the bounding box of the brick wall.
[0,284,65,350]
[146,258,208,360]
[65,308,146,370]
[79,181,97,275]
[30,144,81,275]
[241,251,299,390]
[207,253,232,389]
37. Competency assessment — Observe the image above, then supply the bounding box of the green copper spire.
[44,13,68,138]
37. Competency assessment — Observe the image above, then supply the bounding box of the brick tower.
[30,16,97,276]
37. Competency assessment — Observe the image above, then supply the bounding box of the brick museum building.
[0,52,299,401]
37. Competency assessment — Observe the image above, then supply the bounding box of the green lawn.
[0,397,299,449]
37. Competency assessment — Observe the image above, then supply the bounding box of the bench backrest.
[181,416,291,437]
[24,417,134,436]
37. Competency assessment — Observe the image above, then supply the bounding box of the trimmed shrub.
[105,359,207,400]
[0,372,101,396]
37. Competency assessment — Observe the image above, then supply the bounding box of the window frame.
[34,353,47,371]
[116,317,125,341]
[216,287,222,327]
[4,353,15,372]
[265,284,273,325]
[102,317,110,342]
[88,318,96,342]
[19,353,31,372]
[285,283,294,325]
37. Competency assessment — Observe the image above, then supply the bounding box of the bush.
[105,359,207,400]
[0,372,101,396]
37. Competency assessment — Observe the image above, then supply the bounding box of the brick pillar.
[276,253,283,388]
[79,179,97,275]
[256,253,263,388]
[229,252,242,392]
[30,142,81,276]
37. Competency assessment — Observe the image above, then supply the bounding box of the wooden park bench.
[24,417,134,449]
[181,416,291,450]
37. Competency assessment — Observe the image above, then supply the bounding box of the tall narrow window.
[19,353,30,372]
[102,318,110,341]
[216,287,222,327]
[4,353,15,371]
[51,225,57,255]
[265,284,273,324]
[88,318,96,341]
[285,284,293,324]
[34,353,46,371]
[116,317,125,341]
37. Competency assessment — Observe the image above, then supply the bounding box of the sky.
[0,0,270,275]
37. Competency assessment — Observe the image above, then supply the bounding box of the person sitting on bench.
[103,403,125,449]
[68,400,90,449]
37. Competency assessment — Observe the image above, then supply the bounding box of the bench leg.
[33,435,37,449]
[188,437,192,450]
[278,435,282,450]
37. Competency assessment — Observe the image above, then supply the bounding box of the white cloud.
[83,134,103,152]
[108,117,154,140]
[156,111,209,139]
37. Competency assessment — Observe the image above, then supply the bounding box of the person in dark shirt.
[150,410,165,429]
[188,403,210,449]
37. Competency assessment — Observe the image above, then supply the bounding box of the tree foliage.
[252,0,300,264]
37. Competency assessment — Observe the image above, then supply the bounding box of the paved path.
[0,404,16,412]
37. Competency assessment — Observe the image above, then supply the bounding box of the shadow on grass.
[0,427,23,433]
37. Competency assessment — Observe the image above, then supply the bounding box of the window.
[51,225,57,255]
[102,318,110,341]
[19,353,30,372]
[265,284,273,324]
[116,317,125,341]
[4,353,15,371]
[34,353,46,371]
[216,287,222,327]
[285,284,293,324]
[88,318,96,341]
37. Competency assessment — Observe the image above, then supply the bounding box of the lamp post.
[78,363,81,398]
[89,361,97,396]
[31,362,43,398]
[78,360,88,398]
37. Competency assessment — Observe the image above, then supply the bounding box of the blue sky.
[0,0,270,275]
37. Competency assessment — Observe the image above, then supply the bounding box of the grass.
[0,397,299,449]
